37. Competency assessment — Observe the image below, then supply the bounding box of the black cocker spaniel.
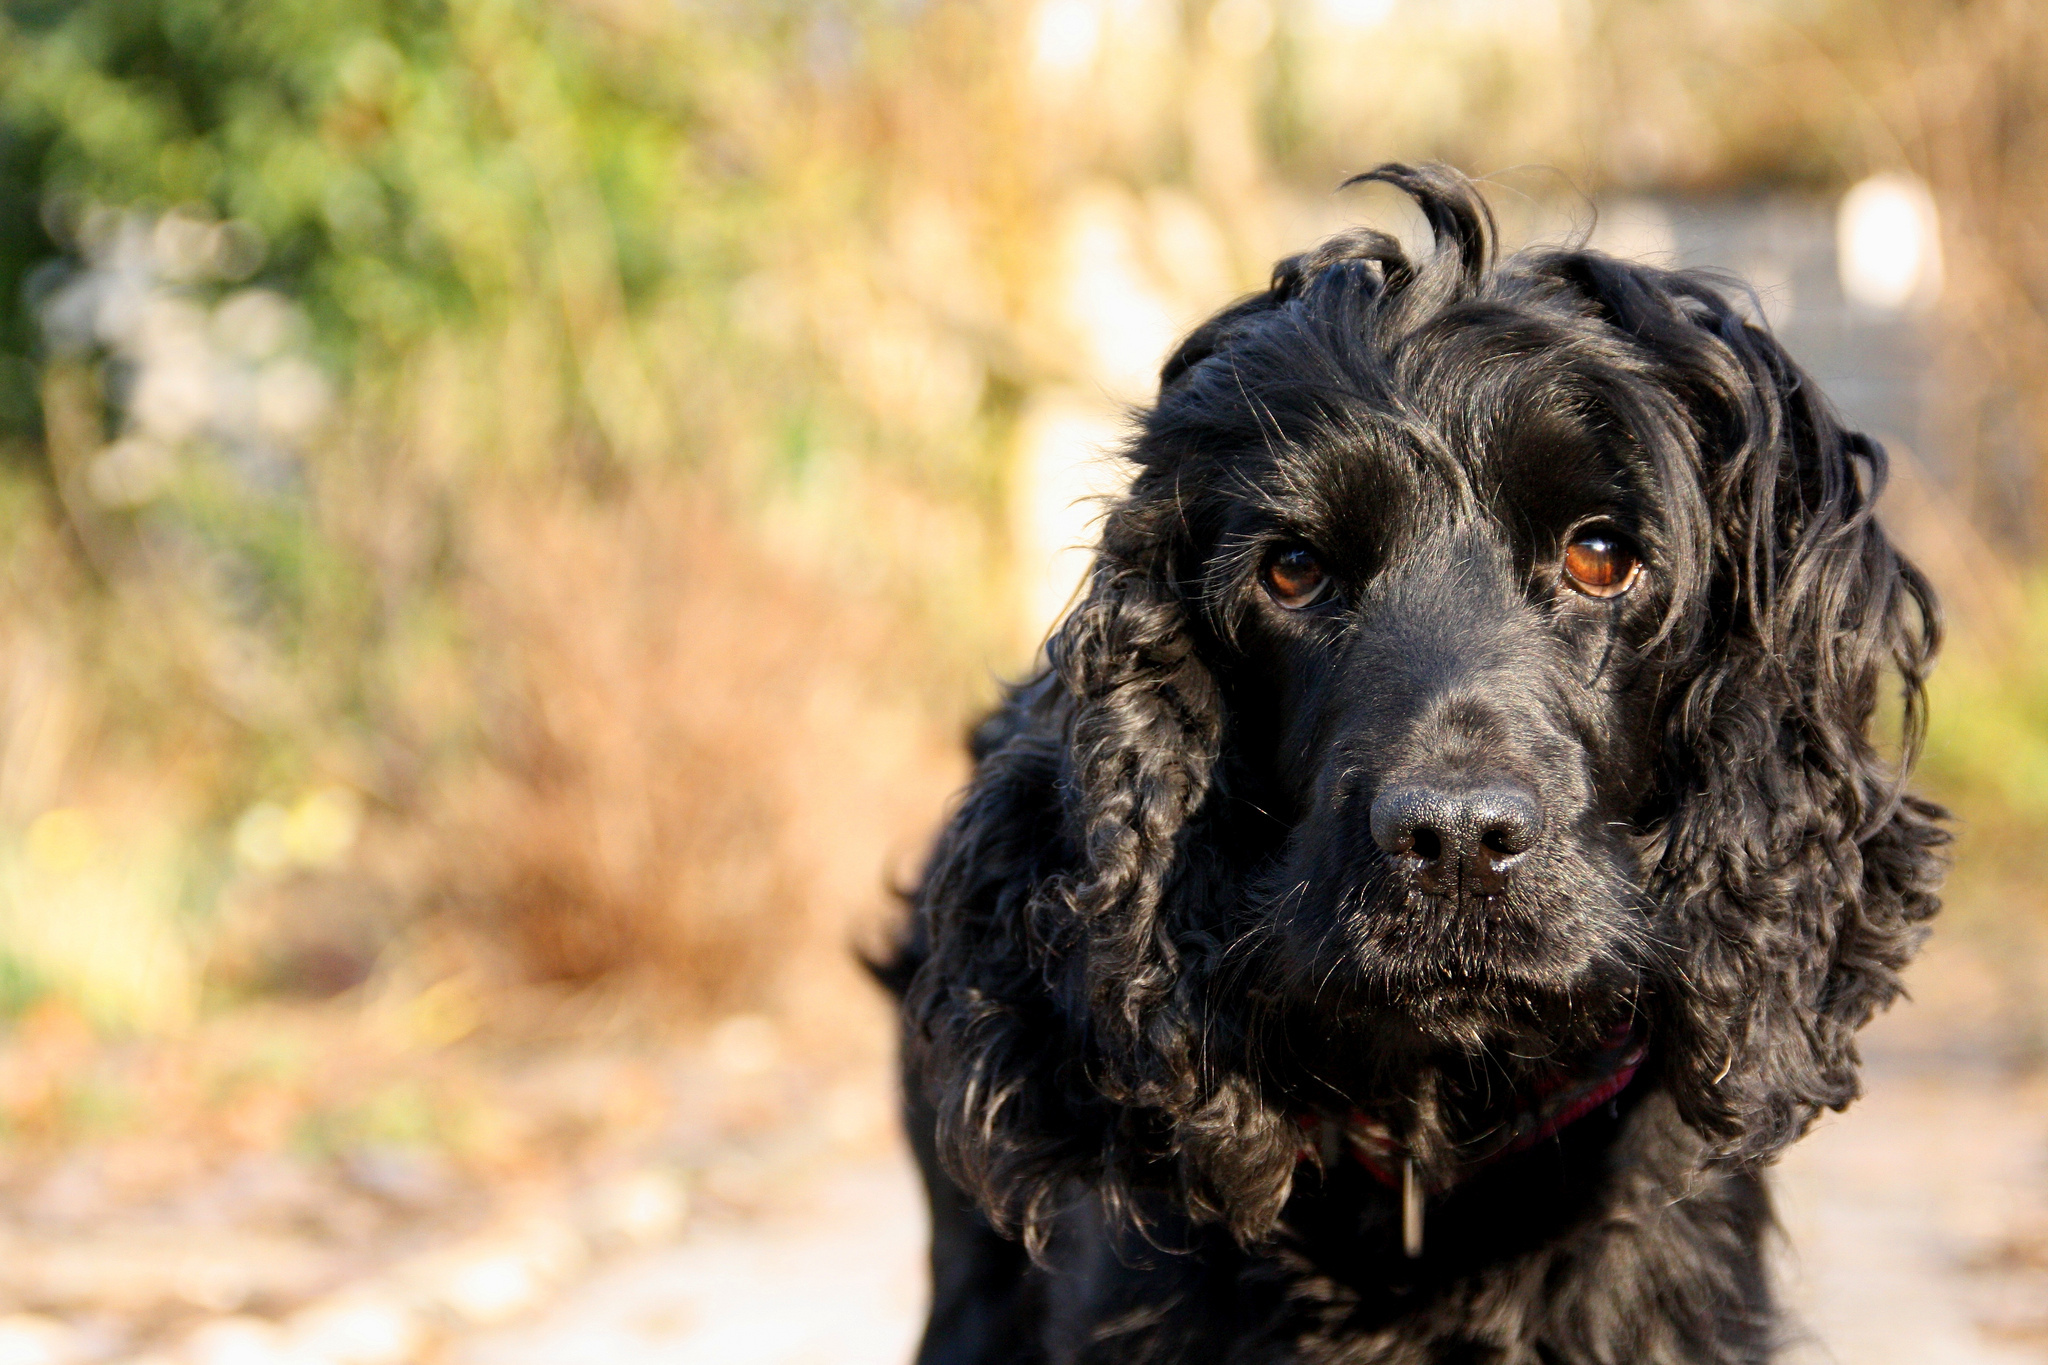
[887,163,1946,1364]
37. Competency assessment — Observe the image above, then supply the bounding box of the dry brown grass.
[424,482,971,1024]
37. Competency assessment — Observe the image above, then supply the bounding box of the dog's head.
[906,164,1946,1247]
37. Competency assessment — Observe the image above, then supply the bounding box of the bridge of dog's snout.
[1337,537,1577,904]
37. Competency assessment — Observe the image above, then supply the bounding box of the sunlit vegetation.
[0,0,2039,1046]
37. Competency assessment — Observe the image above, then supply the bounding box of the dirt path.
[450,1156,925,1365]
[1777,1057,2048,1364]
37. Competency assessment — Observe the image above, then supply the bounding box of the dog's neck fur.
[1299,1020,1649,1202]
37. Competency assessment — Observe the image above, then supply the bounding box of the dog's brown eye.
[1562,531,1641,599]
[1262,546,1329,609]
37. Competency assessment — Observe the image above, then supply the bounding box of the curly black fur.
[889,164,1947,1364]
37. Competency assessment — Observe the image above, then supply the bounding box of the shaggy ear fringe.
[904,532,1296,1252]
[1571,261,1951,1163]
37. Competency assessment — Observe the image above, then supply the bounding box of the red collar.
[1295,1022,1648,1195]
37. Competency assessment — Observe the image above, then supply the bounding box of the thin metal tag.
[1402,1156,1424,1259]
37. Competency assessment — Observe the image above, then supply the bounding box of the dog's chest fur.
[1019,1096,1770,1365]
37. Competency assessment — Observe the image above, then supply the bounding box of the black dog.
[888,164,1946,1363]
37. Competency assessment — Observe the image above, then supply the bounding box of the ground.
[474,933,2048,1365]
[0,934,2043,1364]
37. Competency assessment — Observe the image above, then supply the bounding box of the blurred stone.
[0,1314,80,1365]
[430,1220,588,1325]
[437,1254,540,1326]
[178,1318,294,1365]
[822,1080,886,1145]
[582,1170,687,1246]
[197,1153,328,1227]
[171,1262,253,1316]
[445,1157,926,1365]
[698,1158,768,1211]
[284,1296,420,1365]
[705,1016,780,1077]
[0,1231,328,1317]
[511,1221,588,1286]
[57,1316,129,1365]
[24,1153,110,1230]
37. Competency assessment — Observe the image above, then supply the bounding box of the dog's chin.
[1260,886,1646,1087]
[1259,953,1644,1121]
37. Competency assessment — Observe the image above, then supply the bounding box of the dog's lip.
[1306,881,1636,988]
[1376,847,1530,905]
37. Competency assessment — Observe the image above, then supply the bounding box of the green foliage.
[0,0,742,384]
[1922,583,2048,826]
[0,0,784,782]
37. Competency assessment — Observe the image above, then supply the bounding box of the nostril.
[1478,821,1535,860]
[1369,787,1448,861]
[1471,790,1540,860]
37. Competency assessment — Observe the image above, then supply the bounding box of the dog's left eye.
[1562,530,1642,599]
[1262,546,1330,609]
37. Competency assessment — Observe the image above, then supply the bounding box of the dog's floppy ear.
[1560,253,1948,1164]
[905,494,1296,1248]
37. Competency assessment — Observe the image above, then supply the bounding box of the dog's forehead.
[1218,384,1637,555]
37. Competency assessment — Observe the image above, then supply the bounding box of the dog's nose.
[1369,783,1540,897]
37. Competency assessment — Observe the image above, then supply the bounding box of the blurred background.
[0,0,2047,1361]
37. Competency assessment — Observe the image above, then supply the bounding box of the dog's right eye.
[1262,546,1329,609]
